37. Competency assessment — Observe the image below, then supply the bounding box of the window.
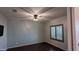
[50,24,64,42]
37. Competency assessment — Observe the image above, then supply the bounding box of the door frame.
[67,7,74,51]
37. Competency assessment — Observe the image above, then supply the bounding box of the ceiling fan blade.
[19,7,34,15]
[9,16,31,18]
[9,13,32,18]
[37,7,54,15]
[39,16,53,20]
[13,17,31,18]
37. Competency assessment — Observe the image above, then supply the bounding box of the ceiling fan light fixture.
[34,19,38,21]
[34,14,38,21]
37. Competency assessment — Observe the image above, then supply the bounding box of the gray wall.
[44,16,68,50]
[7,16,68,50]
[7,18,45,48]
[0,14,7,50]
[0,14,68,50]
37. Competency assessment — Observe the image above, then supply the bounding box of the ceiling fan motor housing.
[34,14,38,19]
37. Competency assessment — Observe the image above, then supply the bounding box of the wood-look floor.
[7,42,64,51]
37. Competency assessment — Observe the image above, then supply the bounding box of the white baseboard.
[46,41,67,51]
[0,48,7,51]
[7,41,44,49]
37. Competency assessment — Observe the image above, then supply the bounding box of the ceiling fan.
[12,7,54,21]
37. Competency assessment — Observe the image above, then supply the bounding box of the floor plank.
[7,42,64,51]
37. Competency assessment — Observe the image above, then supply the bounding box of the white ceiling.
[0,7,67,22]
